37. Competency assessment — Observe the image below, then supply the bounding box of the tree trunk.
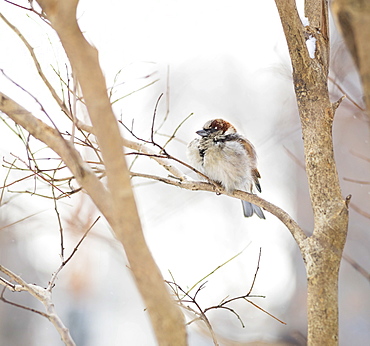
[305,238,342,344]
[274,0,349,344]
[33,1,187,344]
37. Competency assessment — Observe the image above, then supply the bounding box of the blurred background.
[0,0,369,345]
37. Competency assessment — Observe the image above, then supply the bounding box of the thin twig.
[0,210,47,232]
[162,112,194,149]
[185,244,251,296]
[1,69,62,132]
[3,0,34,11]
[0,277,16,291]
[52,184,65,260]
[0,158,16,205]
[48,216,100,289]
[350,203,370,219]
[64,216,100,267]
[246,247,262,296]
[343,177,370,185]
[166,280,218,346]
[151,93,164,145]
[244,298,287,325]
[9,153,69,198]
[166,248,285,346]
[342,253,370,283]
[111,79,160,105]
[120,121,210,180]
[155,65,171,132]
[0,13,69,116]
[1,288,48,318]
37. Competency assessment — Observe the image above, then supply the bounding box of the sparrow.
[187,119,265,219]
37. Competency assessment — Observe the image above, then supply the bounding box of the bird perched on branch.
[187,118,265,219]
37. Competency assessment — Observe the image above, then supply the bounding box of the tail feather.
[242,200,265,219]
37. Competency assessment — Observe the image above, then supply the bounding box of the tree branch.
[0,13,71,119]
[8,1,188,343]
[0,92,113,219]
[130,172,307,249]
[0,265,75,346]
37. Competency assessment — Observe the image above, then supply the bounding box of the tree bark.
[274,0,349,344]
[32,1,187,344]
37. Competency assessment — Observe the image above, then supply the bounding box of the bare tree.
[1,1,186,345]
[0,0,368,345]
[274,1,349,344]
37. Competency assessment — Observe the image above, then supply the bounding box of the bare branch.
[342,253,370,283]
[184,244,251,296]
[343,177,370,185]
[0,265,76,346]
[1,69,62,131]
[29,2,187,343]
[0,277,18,291]
[154,65,171,132]
[151,93,163,144]
[3,0,34,11]
[161,112,194,149]
[131,172,307,249]
[111,78,160,105]
[246,247,262,296]
[63,216,100,267]
[0,13,70,118]
[48,216,100,289]
[243,298,287,325]
[0,210,46,232]
[350,203,370,219]
[166,280,219,346]
[329,76,365,111]
[1,288,48,318]
[167,247,285,345]
[0,92,113,219]
[0,93,305,252]
[9,153,68,197]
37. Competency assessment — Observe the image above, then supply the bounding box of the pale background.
[0,0,369,345]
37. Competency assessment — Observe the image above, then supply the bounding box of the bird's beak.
[196,129,209,137]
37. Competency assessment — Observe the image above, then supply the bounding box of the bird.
[187,118,265,219]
